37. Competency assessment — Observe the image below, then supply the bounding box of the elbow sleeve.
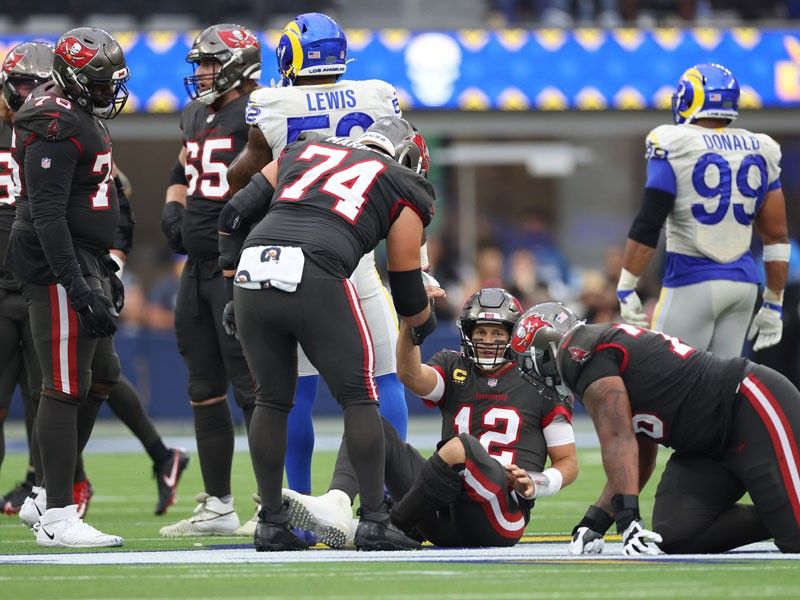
[627,187,675,248]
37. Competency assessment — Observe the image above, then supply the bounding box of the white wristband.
[527,467,564,499]
[420,242,430,272]
[109,252,125,278]
[763,243,791,263]
[764,287,784,306]
[617,267,640,292]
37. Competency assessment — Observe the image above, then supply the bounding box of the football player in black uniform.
[281,288,578,548]
[512,301,800,555]
[223,116,435,551]
[7,27,129,548]
[159,24,261,537]
[0,41,52,515]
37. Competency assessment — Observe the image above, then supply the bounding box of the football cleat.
[159,493,240,537]
[35,505,123,548]
[154,448,190,516]
[282,488,354,549]
[19,486,46,527]
[73,479,94,519]
[254,501,308,552]
[354,503,422,551]
[1,479,33,515]
[234,492,260,537]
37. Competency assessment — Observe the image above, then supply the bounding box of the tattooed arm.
[582,375,640,497]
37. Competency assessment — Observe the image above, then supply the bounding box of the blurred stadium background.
[4,0,800,420]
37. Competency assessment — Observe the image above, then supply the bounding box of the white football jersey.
[246,79,401,157]
[646,123,781,263]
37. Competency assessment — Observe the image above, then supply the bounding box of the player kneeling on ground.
[281,288,578,548]
[511,302,800,556]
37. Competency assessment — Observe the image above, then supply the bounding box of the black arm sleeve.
[112,178,135,255]
[25,138,91,303]
[627,187,676,248]
[168,160,187,186]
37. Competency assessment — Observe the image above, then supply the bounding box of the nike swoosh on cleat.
[41,526,55,540]
[162,453,181,489]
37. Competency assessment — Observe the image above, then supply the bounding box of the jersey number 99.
[691,152,768,226]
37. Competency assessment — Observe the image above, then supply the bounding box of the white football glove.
[621,520,662,556]
[748,305,783,352]
[617,289,648,328]
[421,271,441,289]
[569,526,605,555]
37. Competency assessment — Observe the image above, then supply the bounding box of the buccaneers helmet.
[184,24,262,105]
[458,288,522,370]
[52,28,129,119]
[276,12,347,86]
[510,301,582,397]
[1,42,53,112]
[358,116,431,177]
[671,63,739,125]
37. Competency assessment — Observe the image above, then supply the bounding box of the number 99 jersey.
[644,123,781,286]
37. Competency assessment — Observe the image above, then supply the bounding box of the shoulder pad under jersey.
[644,124,685,160]
[15,83,81,141]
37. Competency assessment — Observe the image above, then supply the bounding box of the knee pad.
[91,355,121,389]
[188,378,228,403]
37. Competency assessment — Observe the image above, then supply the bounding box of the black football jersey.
[0,117,18,289]
[425,350,570,473]
[8,82,119,285]
[245,136,436,278]
[179,95,249,258]
[557,323,750,455]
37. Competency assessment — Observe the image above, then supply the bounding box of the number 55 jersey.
[644,123,781,287]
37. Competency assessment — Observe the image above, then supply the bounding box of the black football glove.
[161,202,186,254]
[100,254,125,313]
[73,290,118,338]
[222,300,237,338]
[568,505,614,555]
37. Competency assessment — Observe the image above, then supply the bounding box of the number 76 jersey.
[645,123,781,275]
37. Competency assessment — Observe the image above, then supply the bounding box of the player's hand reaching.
[616,289,648,328]
[748,304,783,351]
[621,520,662,556]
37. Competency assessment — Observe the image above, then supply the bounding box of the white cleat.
[282,488,355,549]
[159,493,240,537]
[235,493,260,537]
[19,486,46,527]
[34,505,123,548]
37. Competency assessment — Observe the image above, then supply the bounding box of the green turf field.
[1,438,799,599]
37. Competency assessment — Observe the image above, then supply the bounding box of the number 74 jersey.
[645,123,781,268]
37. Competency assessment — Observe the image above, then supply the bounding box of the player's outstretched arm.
[387,208,432,331]
[227,126,273,195]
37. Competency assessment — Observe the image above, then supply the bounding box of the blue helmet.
[671,63,739,125]
[276,13,347,86]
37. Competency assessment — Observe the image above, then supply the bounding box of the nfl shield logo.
[41,157,51,169]
[488,378,498,387]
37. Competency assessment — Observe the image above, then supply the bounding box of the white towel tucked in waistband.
[234,245,305,292]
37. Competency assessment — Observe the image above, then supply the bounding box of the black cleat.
[254,502,309,552]
[154,449,190,516]
[1,480,33,515]
[354,503,422,551]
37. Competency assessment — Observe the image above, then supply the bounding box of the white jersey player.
[616,63,789,357]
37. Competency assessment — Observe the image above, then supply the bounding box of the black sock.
[248,404,288,511]
[107,377,169,464]
[25,469,36,486]
[193,401,234,499]
[343,403,385,515]
[242,402,255,433]
[77,392,104,454]
[74,454,86,484]
[390,453,462,532]
[30,419,43,486]
[36,394,78,509]
[328,437,359,502]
